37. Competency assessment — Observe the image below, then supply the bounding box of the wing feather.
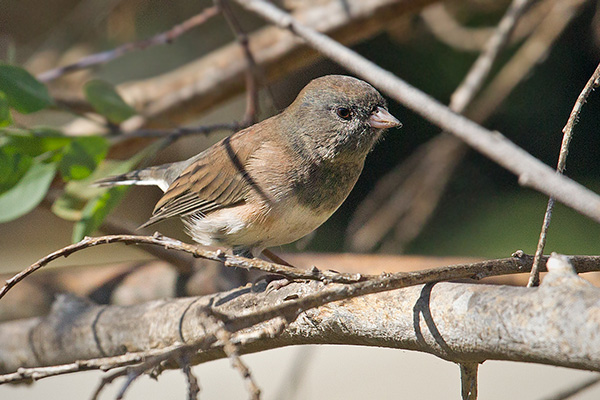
[140,128,266,228]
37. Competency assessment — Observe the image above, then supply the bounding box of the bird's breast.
[289,160,364,214]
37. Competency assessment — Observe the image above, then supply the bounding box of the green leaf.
[0,162,56,223]
[52,160,131,223]
[72,186,128,241]
[84,79,136,124]
[0,92,12,127]
[62,140,165,241]
[0,148,33,193]
[1,128,71,158]
[0,64,53,113]
[56,159,137,240]
[51,192,86,221]
[59,136,109,181]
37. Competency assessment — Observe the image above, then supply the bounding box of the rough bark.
[1,256,599,375]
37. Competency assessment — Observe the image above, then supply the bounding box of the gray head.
[282,75,401,161]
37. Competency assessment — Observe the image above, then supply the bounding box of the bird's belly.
[256,202,332,248]
[183,199,333,251]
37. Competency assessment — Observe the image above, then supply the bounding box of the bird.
[96,75,401,259]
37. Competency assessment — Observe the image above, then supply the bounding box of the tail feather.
[94,167,170,192]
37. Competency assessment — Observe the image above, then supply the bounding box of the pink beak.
[368,107,401,129]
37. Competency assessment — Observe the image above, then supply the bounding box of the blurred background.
[1,0,600,398]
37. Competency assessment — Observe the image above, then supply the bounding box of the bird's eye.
[336,107,352,120]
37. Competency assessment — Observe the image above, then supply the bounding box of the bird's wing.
[139,127,266,228]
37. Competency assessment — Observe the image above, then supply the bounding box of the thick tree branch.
[2,251,600,323]
[1,255,600,383]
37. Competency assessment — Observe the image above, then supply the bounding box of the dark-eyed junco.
[97,75,401,258]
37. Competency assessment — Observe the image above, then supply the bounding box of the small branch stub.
[460,363,479,400]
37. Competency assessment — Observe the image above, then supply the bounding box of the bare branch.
[217,327,262,400]
[420,1,550,52]
[179,353,201,400]
[36,6,220,82]
[350,0,587,252]
[4,232,600,305]
[2,254,600,384]
[0,234,370,302]
[217,0,261,125]
[450,0,533,113]
[469,0,588,122]
[528,61,600,287]
[98,217,194,274]
[349,0,531,250]
[232,0,600,224]
[273,347,315,400]
[118,122,243,139]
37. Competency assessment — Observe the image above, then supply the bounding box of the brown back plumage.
[139,124,269,228]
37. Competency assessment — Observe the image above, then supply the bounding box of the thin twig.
[90,345,210,400]
[113,121,245,142]
[216,326,262,400]
[450,0,533,113]
[233,0,600,223]
[0,234,369,301]
[1,344,184,385]
[273,346,316,400]
[469,0,588,122]
[527,61,600,287]
[99,217,195,274]
[421,1,549,52]
[179,354,201,400]
[4,232,600,303]
[36,6,220,82]
[89,305,254,399]
[218,0,261,125]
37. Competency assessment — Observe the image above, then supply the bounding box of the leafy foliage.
[0,148,33,193]
[84,79,137,124]
[0,64,147,239]
[58,136,109,181]
[0,162,56,223]
[0,64,53,113]
[0,93,12,127]
[52,141,164,241]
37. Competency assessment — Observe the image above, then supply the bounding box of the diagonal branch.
[348,0,537,251]
[450,0,533,113]
[62,0,433,135]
